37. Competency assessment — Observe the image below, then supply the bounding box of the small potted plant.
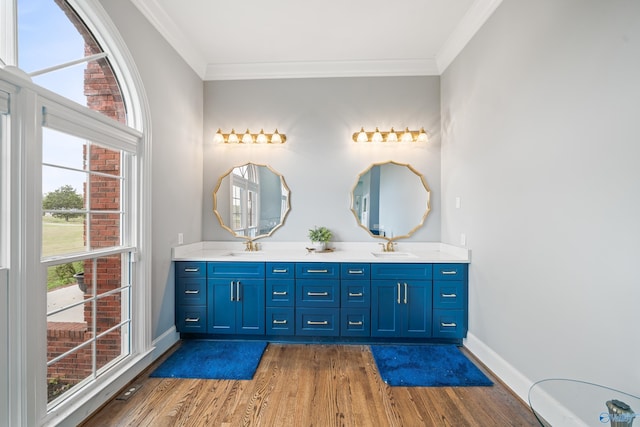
[308,226,332,251]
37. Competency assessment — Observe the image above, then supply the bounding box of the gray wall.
[441,0,640,408]
[203,77,441,245]
[100,0,204,340]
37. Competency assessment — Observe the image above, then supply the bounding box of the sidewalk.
[47,284,85,323]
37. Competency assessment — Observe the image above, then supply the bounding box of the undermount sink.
[371,252,417,258]
[229,251,265,257]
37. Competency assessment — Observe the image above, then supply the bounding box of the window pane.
[18,1,127,123]
[46,253,131,406]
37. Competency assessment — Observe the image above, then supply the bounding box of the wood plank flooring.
[81,343,540,426]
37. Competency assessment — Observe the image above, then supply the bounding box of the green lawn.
[42,216,84,290]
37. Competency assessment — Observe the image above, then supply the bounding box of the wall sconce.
[214,128,286,144]
[352,127,428,143]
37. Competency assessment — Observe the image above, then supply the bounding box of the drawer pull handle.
[184,268,199,272]
[348,321,363,326]
[307,292,329,296]
[397,283,401,304]
[185,317,200,323]
[441,271,458,275]
[307,320,328,326]
[307,269,329,273]
[441,322,457,327]
[273,320,288,325]
[348,292,363,297]
[273,291,288,296]
[348,269,363,274]
[272,269,288,273]
[442,293,457,298]
[184,290,200,295]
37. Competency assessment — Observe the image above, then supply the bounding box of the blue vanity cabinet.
[295,263,340,336]
[175,262,207,333]
[432,264,468,339]
[340,263,370,336]
[371,263,433,338]
[266,263,295,336]
[207,262,265,335]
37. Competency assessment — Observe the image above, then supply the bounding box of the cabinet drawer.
[266,279,295,306]
[433,281,466,309]
[296,280,340,307]
[432,309,466,339]
[371,263,432,280]
[266,307,295,335]
[341,282,370,307]
[208,262,265,278]
[295,263,340,279]
[266,262,295,279]
[176,261,206,278]
[341,263,370,280]
[296,308,339,336]
[176,278,206,305]
[340,308,370,337]
[176,305,207,333]
[433,264,467,281]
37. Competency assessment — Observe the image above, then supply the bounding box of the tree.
[42,185,84,221]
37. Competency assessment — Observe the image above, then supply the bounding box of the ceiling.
[131,0,502,81]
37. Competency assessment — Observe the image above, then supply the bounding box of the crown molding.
[133,0,501,80]
[204,59,440,81]
[131,0,208,79]
[436,0,504,73]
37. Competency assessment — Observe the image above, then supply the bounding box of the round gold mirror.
[213,163,291,240]
[350,161,431,241]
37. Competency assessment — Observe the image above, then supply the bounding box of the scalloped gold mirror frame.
[213,162,291,242]
[350,161,431,242]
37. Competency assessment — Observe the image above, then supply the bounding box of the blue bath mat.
[370,345,493,387]
[150,340,267,380]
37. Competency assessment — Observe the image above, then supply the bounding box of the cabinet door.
[235,279,265,335]
[403,281,432,337]
[208,279,236,334]
[371,280,401,337]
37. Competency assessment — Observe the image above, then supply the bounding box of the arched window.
[1,0,150,424]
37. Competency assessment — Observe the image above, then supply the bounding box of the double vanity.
[174,160,469,344]
[173,242,470,345]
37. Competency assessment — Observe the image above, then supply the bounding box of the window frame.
[0,0,153,424]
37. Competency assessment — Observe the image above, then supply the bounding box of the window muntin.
[230,164,260,237]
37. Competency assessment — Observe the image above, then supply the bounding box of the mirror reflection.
[351,161,431,240]
[213,163,291,240]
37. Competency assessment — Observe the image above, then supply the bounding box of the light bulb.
[372,127,383,143]
[271,129,282,144]
[356,127,369,143]
[213,128,225,144]
[241,129,254,144]
[256,129,268,144]
[386,127,398,142]
[401,127,413,142]
[227,129,239,144]
[417,127,428,142]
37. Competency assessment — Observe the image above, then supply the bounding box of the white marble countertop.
[172,241,470,263]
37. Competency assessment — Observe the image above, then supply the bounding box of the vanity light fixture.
[214,128,286,144]
[353,127,428,143]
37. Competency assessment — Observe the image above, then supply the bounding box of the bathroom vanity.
[173,242,470,345]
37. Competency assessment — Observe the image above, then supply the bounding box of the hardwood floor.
[81,343,540,426]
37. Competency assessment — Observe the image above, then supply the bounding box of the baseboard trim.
[151,325,180,360]
[464,333,584,426]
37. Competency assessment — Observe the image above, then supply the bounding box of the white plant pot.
[311,241,326,252]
